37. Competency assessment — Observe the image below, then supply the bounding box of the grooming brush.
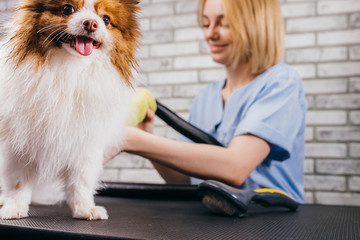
[198,180,298,216]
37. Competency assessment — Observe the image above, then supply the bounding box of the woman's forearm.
[125,128,270,186]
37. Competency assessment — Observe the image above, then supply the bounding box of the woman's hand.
[103,110,155,165]
[103,127,134,165]
[103,144,123,165]
[136,109,155,133]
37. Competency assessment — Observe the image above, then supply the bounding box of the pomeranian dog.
[0,0,140,220]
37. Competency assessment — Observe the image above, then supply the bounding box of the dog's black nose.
[83,19,98,33]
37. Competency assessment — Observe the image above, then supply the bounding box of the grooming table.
[0,183,359,240]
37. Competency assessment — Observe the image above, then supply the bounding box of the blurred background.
[0,0,359,206]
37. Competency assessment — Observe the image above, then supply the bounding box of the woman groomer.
[107,0,307,203]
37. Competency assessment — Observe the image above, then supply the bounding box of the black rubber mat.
[0,183,359,240]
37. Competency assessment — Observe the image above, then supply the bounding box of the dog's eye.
[102,15,111,26]
[62,4,75,16]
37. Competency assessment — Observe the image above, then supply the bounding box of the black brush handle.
[155,100,224,147]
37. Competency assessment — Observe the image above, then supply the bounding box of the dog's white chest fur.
[1,48,131,163]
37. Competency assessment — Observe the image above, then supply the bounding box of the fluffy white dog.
[0,0,140,220]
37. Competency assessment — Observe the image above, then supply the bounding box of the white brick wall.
[1,0,359,206]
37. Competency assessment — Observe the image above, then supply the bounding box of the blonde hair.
[197,0,285,75]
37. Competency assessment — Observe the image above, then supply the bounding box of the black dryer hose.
[155,100,224,147]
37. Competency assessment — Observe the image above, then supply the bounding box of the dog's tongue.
[75,36,93,56]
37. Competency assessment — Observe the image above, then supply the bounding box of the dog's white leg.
[0,177,32,219]
[66,151,108,220]
[0,150,33,219]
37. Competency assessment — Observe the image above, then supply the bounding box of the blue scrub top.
[179,63,307,203]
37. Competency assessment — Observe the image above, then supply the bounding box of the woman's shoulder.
[251,63,306,103]
[264,63,302,84]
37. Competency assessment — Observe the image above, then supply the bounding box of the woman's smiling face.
[202,0,233,67]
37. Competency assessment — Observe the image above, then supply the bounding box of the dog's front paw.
[0,203,29,219]
[72,205,108,220]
